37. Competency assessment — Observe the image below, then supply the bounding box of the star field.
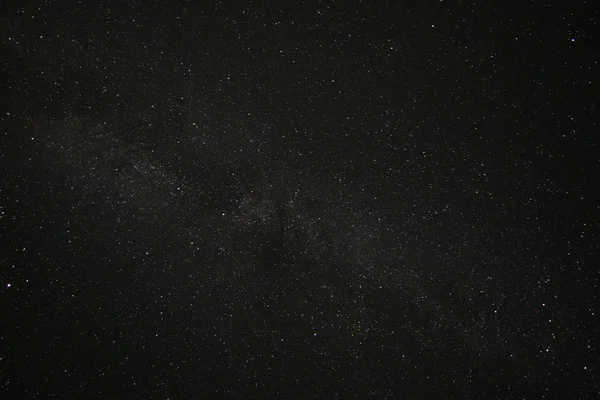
[1,0,599,398]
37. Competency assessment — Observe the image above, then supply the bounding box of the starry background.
[1,0,599,398]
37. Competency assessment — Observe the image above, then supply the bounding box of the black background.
[1,0,599,398]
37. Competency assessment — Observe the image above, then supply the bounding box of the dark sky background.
[1,0,599,398]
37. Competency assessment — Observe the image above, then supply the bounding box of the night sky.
[1,0,599,398]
